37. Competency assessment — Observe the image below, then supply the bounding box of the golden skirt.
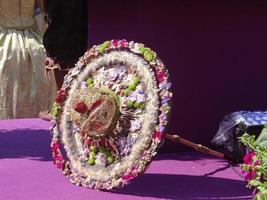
[0,25,57,119]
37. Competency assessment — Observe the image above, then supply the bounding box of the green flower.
[88,157,95,165]
[99,41,110,53]
[138,102,145,110]
[86,78,94,86]
[88,84,94,88]
[90,151,96,158]
[128,83,136,91]
[90,146,97,152]
[144,49,155,62]
[134,101,139,108]
[107,155,114,164]
[132,77,140,85]
[127,100,134,108]
[139,46,146,55]
[52,103,60,117]
[123,89,131,96]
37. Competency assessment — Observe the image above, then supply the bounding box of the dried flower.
[55,89,65,103]
[74,102,88,113]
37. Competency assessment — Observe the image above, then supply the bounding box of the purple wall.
[87,1,267,152]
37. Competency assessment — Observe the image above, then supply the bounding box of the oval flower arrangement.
[49,40,172,190]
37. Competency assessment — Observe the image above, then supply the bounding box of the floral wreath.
[49,39,172,190]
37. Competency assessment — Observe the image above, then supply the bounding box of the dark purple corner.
[87,0,267,152]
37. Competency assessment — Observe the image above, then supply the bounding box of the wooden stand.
[165,134,235,162]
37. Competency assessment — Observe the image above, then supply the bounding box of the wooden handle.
[165,134,225,159]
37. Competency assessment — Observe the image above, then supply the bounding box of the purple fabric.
[87,1,267,151]
[0,119,252,199]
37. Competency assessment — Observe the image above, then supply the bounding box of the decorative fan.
[49,39,230,190]
[49,40,172,190]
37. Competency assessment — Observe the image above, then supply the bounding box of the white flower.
[106,70,118,81]
[95,153,107,166]
[130,119,141,132]
[80,81,87,89]
[69,67,80,76]
[97,66,127,83]
[135,85,144,94]
[135,94,146,103]
[76,61,84,69]
[114,66,127,80]
[128,87,146,103]
[124,74,135,84]
[130,43,144,54]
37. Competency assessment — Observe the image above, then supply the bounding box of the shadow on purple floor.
[0,128,223,162]
[0,128,252,199]
[0,129,52,161]
[154,151,228,162]
[112,173,252,200]
[0,128,234,164]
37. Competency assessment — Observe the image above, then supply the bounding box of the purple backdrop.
[87,1,267,152]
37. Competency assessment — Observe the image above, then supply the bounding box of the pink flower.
[120,39,128,47]
[112,40,119,47]
[56,162,64,169]
[253,160,260,166]
[156,70,165,83]
[84,139,91,146]
[54,155,62,162]
[243,152,256,165]
[152,131,162,141]
[51,143,59,153]
[51,142,60,155]
[122,174,134,184]
[244,166,256,181]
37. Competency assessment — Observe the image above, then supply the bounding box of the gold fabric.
[0,0,57,119]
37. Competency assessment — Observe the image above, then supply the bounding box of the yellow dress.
[0,0,57,119]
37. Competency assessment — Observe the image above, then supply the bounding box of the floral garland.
[49,40,172,190]
[239,130,267,200]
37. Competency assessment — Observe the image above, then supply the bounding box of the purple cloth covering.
[0,119,252,200]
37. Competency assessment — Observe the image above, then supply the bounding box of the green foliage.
[254,190,267,200]
[256,126,267,149]
[239,134,259,152]
[239,130,267,199]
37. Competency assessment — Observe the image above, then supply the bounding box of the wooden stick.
[165,134,225,159]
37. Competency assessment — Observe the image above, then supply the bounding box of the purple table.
[0,119,252,200]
